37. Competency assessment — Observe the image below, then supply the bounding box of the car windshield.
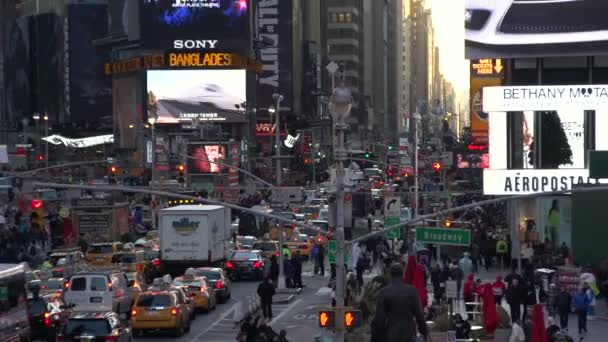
[111,254,136,263]
[173,278,203,287]
[231,251,259,259]
[196,270,221,280]
[251,242,277,252]
[41,280,63,290]
[294,235,308,242]
[312,221,329,231]
[64,319,111,336]
[137,295,172,307]
[300,207,318,214]
[238,237,255,245]
[143,250,159,260]
[309,199,326,206]
[276,212,295,220]
[87,245,113,254]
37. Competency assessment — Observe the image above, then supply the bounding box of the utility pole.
[330,87,352,342]
[148,110,158,229]
[270,93,285,289]
[412,112,421,218]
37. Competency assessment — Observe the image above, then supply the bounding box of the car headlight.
[465,9,473,23]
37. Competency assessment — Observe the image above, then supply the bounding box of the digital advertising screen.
[187,144,226,174]
[465,0,608,59]
[139,0,249,51]
[457,153,489,169]
[146,69,247,124]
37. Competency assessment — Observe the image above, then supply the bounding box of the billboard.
[457,153,489,169]
[67,4,112,128]
[465,0,608,59]
[146,69,247,124]
[256,0,293,116]
[187,144,226,174]
[469,61,503,145]
[139,0,249,51]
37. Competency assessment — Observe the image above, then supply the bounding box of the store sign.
[104,55,164,76]
[416,227,471,247]
[166,52,261,71]
[173,39,218,49]
[470,59,504,77]
[483,169,608,195]
[484,85,608,112]
[284,134,300,148]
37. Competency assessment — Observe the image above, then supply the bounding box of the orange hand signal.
[320,312,329,326]
[345,312,354,327]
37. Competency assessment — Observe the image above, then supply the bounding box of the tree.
[528,111,572,168]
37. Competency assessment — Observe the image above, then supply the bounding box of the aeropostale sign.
[483,85,608,112]
[483,169,608,195]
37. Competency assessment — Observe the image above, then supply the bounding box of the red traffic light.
[36,154,45,161]
[110,166,118,174]
[177,164,185,172]
[30,199,43,210]
[432,162,441,171]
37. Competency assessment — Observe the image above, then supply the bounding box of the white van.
[63,272,133,315]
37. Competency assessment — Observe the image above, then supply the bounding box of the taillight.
[153,259,160,267]
[41,285,47,289]
[200,286,207,293]
[108,282,113,290]
[56,268,63,273]
[171,307,179,316]
[313,213,319,219]
[64,282,70,290]
[215,281,224,289]
[226,261,234,268]
[253,261,262,269]
[43,312,51,327]
[136,264,143,270]
[105,336,118,341]
[131,309,137,317]
[301,244,309,249]
[275,252,279,257]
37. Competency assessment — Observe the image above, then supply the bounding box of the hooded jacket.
[492,276,506,297]
[463,274,476,301]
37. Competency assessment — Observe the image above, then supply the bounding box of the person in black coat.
[291,252,303,288]
[269,255,279,287]
[257,278,276,320]
[506,277,525,323]
[371,263,428,342]
[556,287,572,330]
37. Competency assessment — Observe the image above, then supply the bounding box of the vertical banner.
[257,0,293,115]
[469,60,503,145]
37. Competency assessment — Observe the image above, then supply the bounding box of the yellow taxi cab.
[131,290,191,336]
[284,233,313,257]
[85,242,123,266]
[172,272,217,313]
[111,250,145,277]
[250,240,280,260]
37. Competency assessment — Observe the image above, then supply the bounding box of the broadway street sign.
[415,227,471,247]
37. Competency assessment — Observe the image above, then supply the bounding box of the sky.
[425,0,469,95]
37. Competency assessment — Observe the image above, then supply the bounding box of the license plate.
[90,297,102,303]
[80,338,93,342]
[146,311,159,315]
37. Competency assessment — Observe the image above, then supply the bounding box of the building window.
[338,13,345,22]
[346,13,352,22]
[330,13,337,22]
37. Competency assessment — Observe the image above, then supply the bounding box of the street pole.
[271,93,286,289]
[413,113,421,218]
[43,114,49,179]
[331,87,352,342]
[148,112,158,230]
[311,129,316,188]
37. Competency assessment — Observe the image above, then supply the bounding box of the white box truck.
[159,205,230,274]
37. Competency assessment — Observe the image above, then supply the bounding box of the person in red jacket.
[463,274,476,317]
[492,275,506,305]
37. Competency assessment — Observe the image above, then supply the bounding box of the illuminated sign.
[471,59,504,77]
[483,169,608,195]
[104,55,164,76]
[256,123,276,136]
[173,39,219,49]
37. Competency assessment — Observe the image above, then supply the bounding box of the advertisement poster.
[187,144,226,174]
[67,4,112,128]
[465,0,608,59]
[139,0,249,51]
[535,196,572,248]
[146,69,247,124]
[256,0,293,116]
[469,75,502,145]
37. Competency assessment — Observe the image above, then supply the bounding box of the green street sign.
[328,240,349,264]
[385,217,400,239]
[415,227,471,246]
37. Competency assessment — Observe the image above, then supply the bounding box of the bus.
[0,263,30,342]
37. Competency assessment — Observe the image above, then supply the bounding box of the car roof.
[233,249,262,253]
[195,267,222,272]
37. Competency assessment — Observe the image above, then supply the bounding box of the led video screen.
[140,0,248,51]
[187,144,226,174]
[465,0,608,59]
[146,69,247,124]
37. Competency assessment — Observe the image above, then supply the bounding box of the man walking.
[257,277,276,320]
[506,277,524,323]
[557,286,572,331]
[574,285,591,338]
[371,263,428,342]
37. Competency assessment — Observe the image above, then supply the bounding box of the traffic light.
[318,310,335,328]
[109,166,118,184]
[432,162,441,172]
[432,162,441,184]
[36,154,45,161]
[386,166,394,179]
[304,158,312,165]
[364,151,370,159]
[110,166,118,174]
[388,145,394,151]
[30,199,44,229]
[177,164,186,184]
[344,310,362,330]
[30,199,43,210]
[443,219,453,228]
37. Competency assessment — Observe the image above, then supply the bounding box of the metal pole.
[275,99,282,187]
[44,116,49,179]
[414,115,420,217]
[151,123,156,230]
[311,129,316,188]
[436,217,441,265]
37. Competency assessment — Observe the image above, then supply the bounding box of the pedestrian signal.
[344,310,362,329]
[319,310,335,328]
[30,199,43,210]
[443,219,453,228]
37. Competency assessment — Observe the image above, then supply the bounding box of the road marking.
[269,299,302,327]
[189,303,237,342]
[293,313,318,320]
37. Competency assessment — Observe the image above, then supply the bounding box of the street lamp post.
[269,93,286,289]
[43,114,49,178]
[148,112,158,230]
[412,112,421,218]
[330,87,352,342]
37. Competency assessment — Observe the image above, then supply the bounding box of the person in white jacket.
[509,318,525,342]
[350,242,362,272]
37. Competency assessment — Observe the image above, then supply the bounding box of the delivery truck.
[159,205,231,276]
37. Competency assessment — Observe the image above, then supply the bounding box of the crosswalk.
[195,302,293,341]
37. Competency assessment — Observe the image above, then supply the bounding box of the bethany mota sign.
[484,169,608,195]
[483,85,608,111]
